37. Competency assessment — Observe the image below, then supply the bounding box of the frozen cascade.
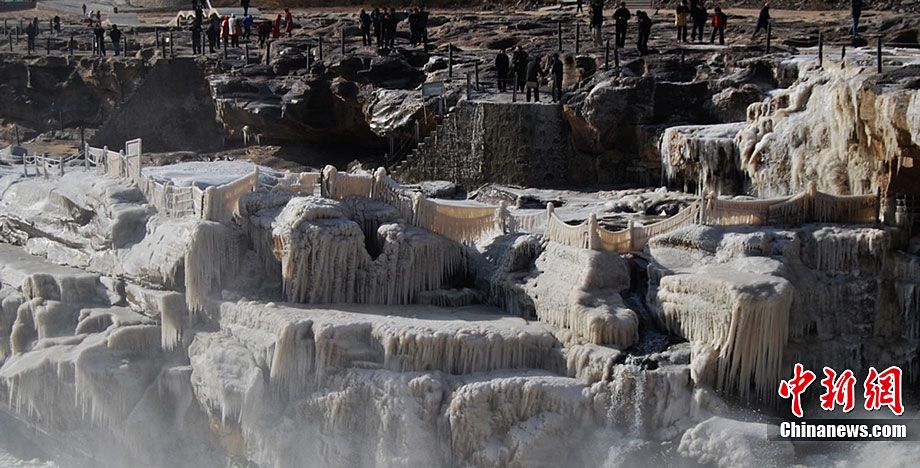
[655,267,792,403]
[659,123,746,195]
[489,240,639,348]
[184,221,241,314]
[268,197,467,305]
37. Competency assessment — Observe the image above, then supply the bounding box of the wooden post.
[123,35,128,56]
[557,22,562,51]
[614,46,620,72]
[42,153,48,178]
[169,32,174,57]
[46,36,50,55]
[512,73,518,102]
[14,125,20,145]
[766,23,771,54]
[245,43,250,64]
[266,41,271,65]
[877,36,883,74]
[59,155,64,176]
[307,44,312,71]
[318,36,323,61]
[59,110,63,132]
[474,62,479,91]
[155,28,160,47]
[818,32,823,68]
[466,72,471,100]
[841,44,846,62]
[604,38,610,71]
[575,23,580,54]
[341,28,345,55]
[414,120,420,142]
[9,33,13,52]
[448,43,453,79]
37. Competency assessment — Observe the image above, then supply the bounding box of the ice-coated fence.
[66,142,884,253]
[82,140,272,223]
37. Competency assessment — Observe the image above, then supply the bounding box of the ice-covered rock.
[679,416,794,468]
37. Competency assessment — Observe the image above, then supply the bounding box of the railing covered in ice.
[62,141,883,253]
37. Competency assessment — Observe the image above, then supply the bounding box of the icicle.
[160,292,187,350]
[184,221,240,314]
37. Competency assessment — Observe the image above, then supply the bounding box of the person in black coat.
[359,9,372,46]
[690,0,707,43]
[524,56,545,102]
[613,2,631,49]
[636,10,652,55]
[850,0,863,37]
[549,54,564,103]
[752,2,770,38]
[495,49,510,92]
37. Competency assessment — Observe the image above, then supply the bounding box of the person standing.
[220,15,230,49]
[272,14,282,39]
[752,2,770,39]
[386,8,398,48]
[207,15,220,53]
[241,0,251,17]
[636,10,651,55]
[53,16,61,35]
[371,8,383,48]
[495,49,510,92]
[690,0,707,43]
[191,20,203,54]
[93,23,106,56]
[110,25,122,56]
[359,9,372,46]
[710,7,727,45]
[229,14,240,47]
[589,0,604,47]
[577,0,584,13]
[243,14,254,41]
[613,2,631,49]
[284,8,294,37]
[550,54,564,103]
[524,56,544,102]
[82,4,87,17]
[850,0,863,37]
[511,46,528,92]
[675,1,690,43]
[419,7,429,47]
[25,21,37,54]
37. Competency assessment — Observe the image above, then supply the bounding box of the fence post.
[46,36,50,55]
[614,46,620,73]
[14,125,20,145]
[8,34,12,52]
[414,120,420,142]
[512,73,518,102]
[102,146,108,174]
[341,28,345,55]
[245,43,249,64]
[466,73,471,100]
[59,155,64,176]
[818,31,823,68]
[877,36,883,73]
[557,22,562,52]
[604,38,610,71]
[448,43,453,79]
[497,201,508,234]
[318,36,323,61]
[307,44,312,71]
[627,220,635,252]
[155,28,160,47]
[587,213,598,249]
[22,154,27,176]
[875,187,882,224]
[266,41,271,65]
[42,153,48,178]
[575,23,580,54]
[474,61,480,91]
[84,143,89,169]
[124,35,128,56]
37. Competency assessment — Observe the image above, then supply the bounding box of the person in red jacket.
[284,8,294,37]
[272,14,282,39]
[220,15,230,48]
[710,7,727,45]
